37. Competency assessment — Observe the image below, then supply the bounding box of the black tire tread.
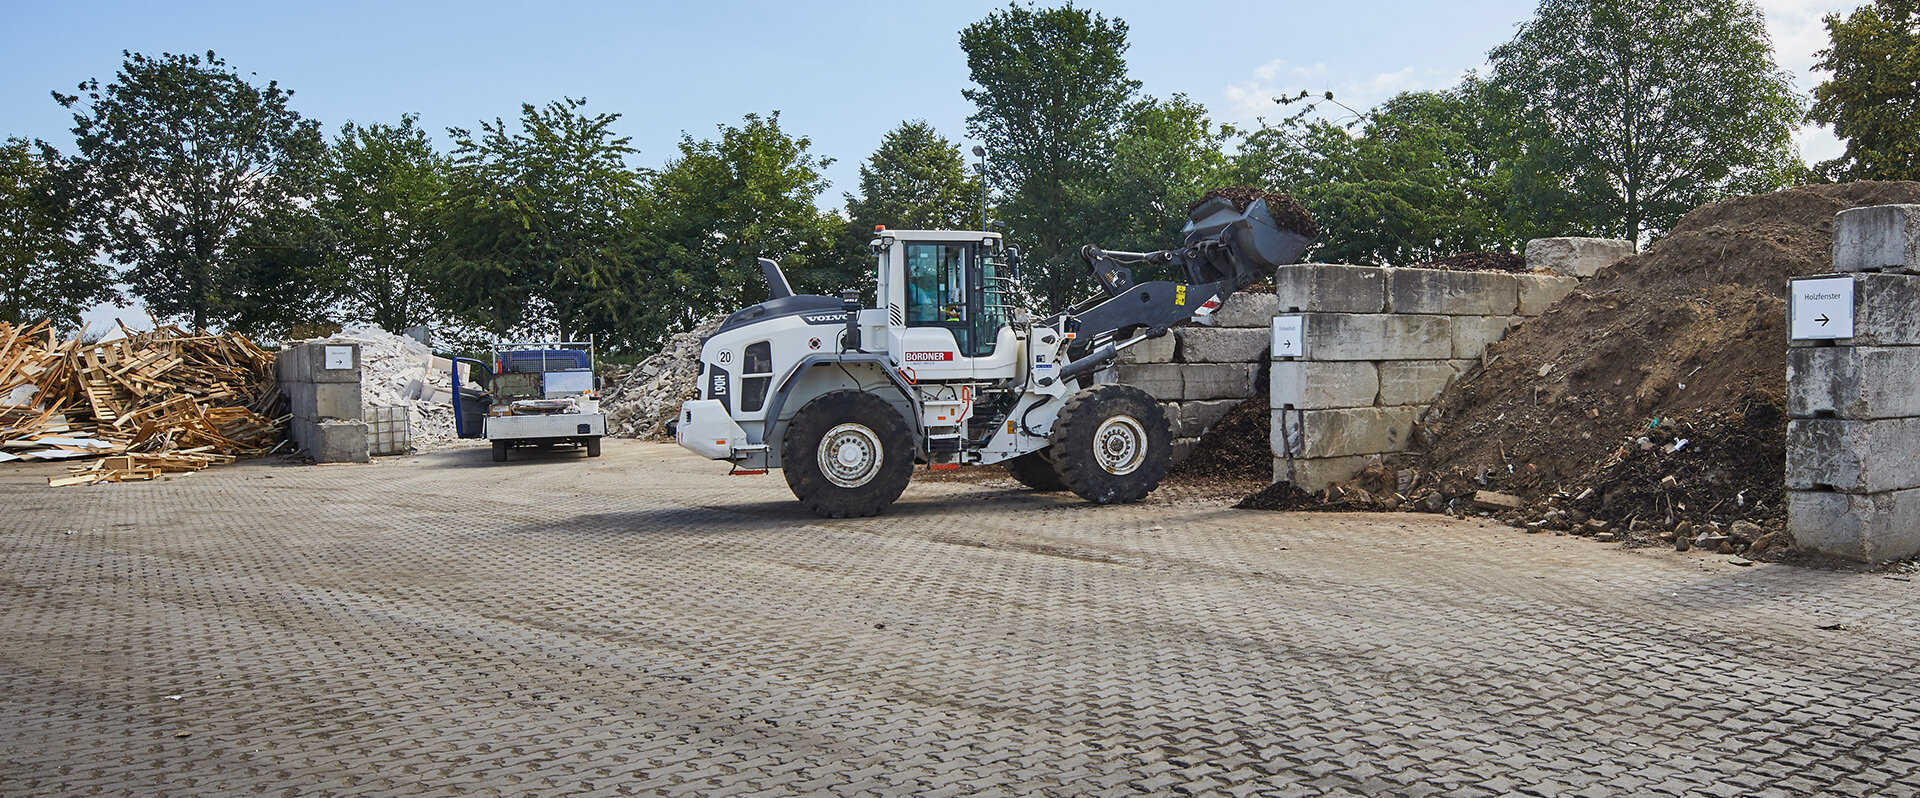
[1004,450,1066,491]
[781,390,915,518]
[1047,384,1171,504]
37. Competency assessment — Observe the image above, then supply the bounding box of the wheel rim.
[1093,415,1147,476]
[818,422,884,488]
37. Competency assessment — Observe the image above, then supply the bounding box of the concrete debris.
[602,317,722,440]
[310,326,457,452]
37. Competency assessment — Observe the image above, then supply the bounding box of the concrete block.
[1274,406,1418,459]
[1302,313,1452,361]
[1272,264,1386,313]
[309,419,370,463]
[313,380,364,421]
[300,342,361,383]
[1168,399,1239,438]
[1452,316,1517,359]
[1117,333,1176,364]
[1177,327,1270,363]
[1271,360,1379,410]
[1833,204,1920,273]
[1273,454,1378,491]
[1788,346,1920,420]
[1170,437,1198,465]
[1525,237,1634,278]
[1181,363,1258,401]
[1517,274,1581,316]
[1379,360,1465,407]
[274,346,306,384]
[1786,416,1920,493]
[1213,291,1279,327]
[1386,268,1519,316]
[1114,364,1183,402]
[1789,488,1920,563]
[1789,273,1920,347]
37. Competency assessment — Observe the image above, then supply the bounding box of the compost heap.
[603,316,722,440]
[1237,181,1920,552]
[1189,186,1321,238]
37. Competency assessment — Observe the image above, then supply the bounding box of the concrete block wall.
[1788,205,1920,561]
[275,341,370,464]
[1113,291,1274,462]
[1265,243,1617,491]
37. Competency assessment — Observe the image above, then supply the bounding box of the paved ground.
[3,440,1919,797]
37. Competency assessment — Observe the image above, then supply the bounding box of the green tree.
[440,97,646,345]
[645,112,852,343]
[846,121,981,232]
[54,50,326,330]
[961,2,1139,309]
[1810,0,1920,180]
[1080,95,1228,260]
[318,115,450,332]
[1489,0,1802,241]
[0,138,115,330]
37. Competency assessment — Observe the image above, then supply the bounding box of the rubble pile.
[603,317,722,440]
[320,326,458,450]
[0,320,285,485]
[1238,181,1920,554]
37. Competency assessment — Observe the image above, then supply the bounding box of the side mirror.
[1006,246,1024,281]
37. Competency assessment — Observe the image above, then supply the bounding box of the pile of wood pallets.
[0,320,287,486]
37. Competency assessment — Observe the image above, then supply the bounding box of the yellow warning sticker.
[1176,285,1187,305]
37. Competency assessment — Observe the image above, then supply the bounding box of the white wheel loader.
[676,196,1313,517]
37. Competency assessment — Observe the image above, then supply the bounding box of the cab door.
[894,240,1015,380]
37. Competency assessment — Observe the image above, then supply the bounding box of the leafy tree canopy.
[0,138,116,331]
[54,50,326,330]
[1810,0,1920,181]
[319,114,451,333]
[441,97,646,345]
[1490,0,1803,241]
[846,120,981,233]
[962,2,1139,309]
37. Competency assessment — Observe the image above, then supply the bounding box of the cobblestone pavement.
[4,440,1919,797]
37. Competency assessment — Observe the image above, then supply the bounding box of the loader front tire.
[783,390,915,518]
[1048,385,1171,505]
[1005,450,1066,491]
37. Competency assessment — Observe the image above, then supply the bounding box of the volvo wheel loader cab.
[678,195,1314,518]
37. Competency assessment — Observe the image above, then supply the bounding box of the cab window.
[906,243,967,325]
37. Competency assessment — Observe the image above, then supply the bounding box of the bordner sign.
[1790,276,1855,340]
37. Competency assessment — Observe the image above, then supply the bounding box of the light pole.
[971,145,988,232]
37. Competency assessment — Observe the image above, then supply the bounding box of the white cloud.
[1755,0,1856,88]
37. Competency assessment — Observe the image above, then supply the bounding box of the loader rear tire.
[782,390,914,518]
[1048,385,1171,505]
[1005,450,1066,491]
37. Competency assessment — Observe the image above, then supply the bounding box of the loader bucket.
[1183,196,1314,283]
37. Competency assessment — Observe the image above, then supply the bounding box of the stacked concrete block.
[1788,205,1920,561]
[1269,255,1614,491]
[276,341,370,464]
[1525,237,1636,278]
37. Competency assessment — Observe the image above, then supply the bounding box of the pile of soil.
[1190,186,1321,238]
[1169,365,1271,482]
[1234,181,1920,553]
[1415,252,1528,273]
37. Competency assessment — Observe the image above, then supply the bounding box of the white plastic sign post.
[323,345,355,370]
[1272,315,1304,359]
[1790,277,1854,340]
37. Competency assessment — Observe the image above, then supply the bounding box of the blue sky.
[0,0,1860,330]
[2,0,1856,198]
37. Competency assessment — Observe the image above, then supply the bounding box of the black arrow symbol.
[1817,314,1831,326]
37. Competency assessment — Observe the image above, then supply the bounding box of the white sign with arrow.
[1790,276,1855,340]
[1272,315,1304,359]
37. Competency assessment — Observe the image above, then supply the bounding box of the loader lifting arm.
[1051,194,1316,372]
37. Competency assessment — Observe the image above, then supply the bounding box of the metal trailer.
[452,341,606,461]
